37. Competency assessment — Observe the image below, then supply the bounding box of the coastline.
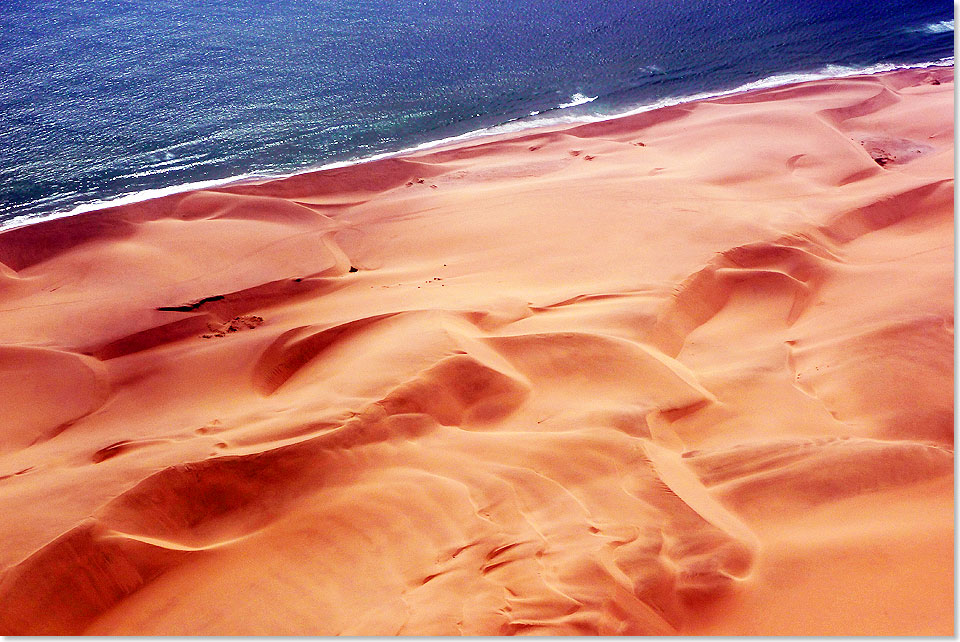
[0,65,953,635]
[2,56,953,232]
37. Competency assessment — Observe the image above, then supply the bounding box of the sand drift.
[0,66,953,635]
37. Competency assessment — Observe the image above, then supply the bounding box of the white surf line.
[4,57,952,232]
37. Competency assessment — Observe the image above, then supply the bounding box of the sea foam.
[557,93,598,109]
[922,20,954,34]
[4,57,952,231]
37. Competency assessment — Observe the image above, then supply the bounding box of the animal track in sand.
[404,178,438,188]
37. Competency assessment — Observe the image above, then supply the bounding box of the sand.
[0,66,953,636]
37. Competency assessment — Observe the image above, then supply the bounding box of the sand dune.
[0,66,953,635]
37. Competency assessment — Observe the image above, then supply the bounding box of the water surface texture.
[0,0,953,224]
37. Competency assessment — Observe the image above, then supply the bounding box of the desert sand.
[0,66,953,635]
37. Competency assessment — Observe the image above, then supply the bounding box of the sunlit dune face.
[0,66,953,636]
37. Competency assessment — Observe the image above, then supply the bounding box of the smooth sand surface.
[0,66,953,635]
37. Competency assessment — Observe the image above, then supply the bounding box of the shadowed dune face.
[0,67,953,635]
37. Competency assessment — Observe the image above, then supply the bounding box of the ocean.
[0,0,954,227]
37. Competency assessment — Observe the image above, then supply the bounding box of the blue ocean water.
[0,0,954,226]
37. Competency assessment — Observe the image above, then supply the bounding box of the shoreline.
[0,63,953,635]
[2,56,953,233]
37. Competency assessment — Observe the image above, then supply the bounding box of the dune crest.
[0,67,953,635]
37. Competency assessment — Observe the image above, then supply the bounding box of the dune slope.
[0,66,953,635]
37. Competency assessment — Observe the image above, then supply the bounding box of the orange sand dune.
[0,66,953,636]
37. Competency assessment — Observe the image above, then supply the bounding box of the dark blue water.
[0,0,953,226]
